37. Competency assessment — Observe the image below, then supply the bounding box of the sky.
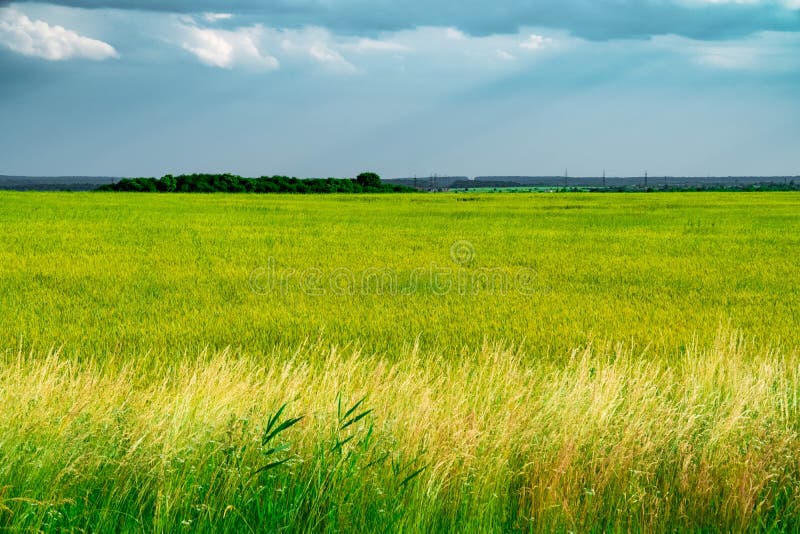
[0,1,798,178]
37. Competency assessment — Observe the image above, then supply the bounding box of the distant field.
[1,192,799,531]
[453,186,573,192]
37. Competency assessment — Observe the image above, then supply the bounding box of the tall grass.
[2,192,799,530]
[1,330,798,532]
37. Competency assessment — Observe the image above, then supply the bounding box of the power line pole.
[602,169,606,188]
[564,169,568,188]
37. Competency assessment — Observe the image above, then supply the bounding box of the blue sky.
[1,1,798,178]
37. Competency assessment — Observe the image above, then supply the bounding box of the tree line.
[96,172,415,194]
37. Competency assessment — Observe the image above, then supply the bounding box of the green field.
[1,192,799,532]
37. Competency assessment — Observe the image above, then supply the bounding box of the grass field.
[1,192,799,531]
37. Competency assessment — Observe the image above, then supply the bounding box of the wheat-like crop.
[1,191,798,531]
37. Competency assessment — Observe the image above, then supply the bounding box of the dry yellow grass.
[1,329,798,531]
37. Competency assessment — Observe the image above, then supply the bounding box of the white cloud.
[651,31,800,71]
[0,8,118,61]
[694,44,759,69]
[519,34,551,50]
[180,23,278,70]
[172,18,563,74]
[202,13,233,23]
[178,21,360,72]
[345,37,410,53]
[308,43,356,72]
[261,25,558,75]
[332,26,566,77]
[444,27,466,40]
[272,27,358,73]
[496,49,516,60]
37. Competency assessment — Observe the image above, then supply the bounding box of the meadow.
[0,191,799,532]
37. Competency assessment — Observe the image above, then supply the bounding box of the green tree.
[356,172,382,188]
[158,175,177,192]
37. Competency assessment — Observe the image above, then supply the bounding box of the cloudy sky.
[1,1,798,178]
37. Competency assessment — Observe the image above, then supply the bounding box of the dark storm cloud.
[5,0,800,40]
